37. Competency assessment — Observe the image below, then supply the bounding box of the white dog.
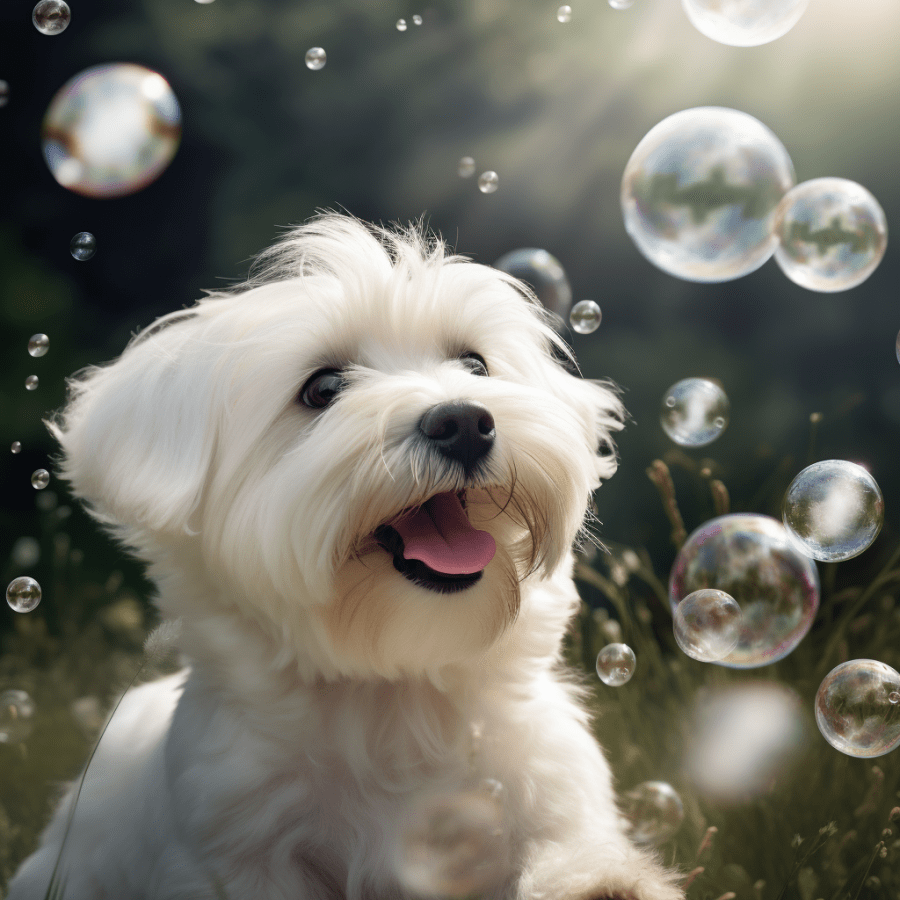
[9,214,683,900]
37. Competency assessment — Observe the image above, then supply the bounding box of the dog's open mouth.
[374,491,496,594]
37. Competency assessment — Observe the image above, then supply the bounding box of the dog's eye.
[460,352,489,376]
[299,369,345,409]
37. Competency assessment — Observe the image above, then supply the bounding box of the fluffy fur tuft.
[10,214,680,900]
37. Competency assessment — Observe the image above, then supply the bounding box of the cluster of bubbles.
[596,643,636,686]
[783,460,884,562]
[673,589,743,662]
[815,660,900,758]
[305,48,326,71]
[6,576,42,613]
[393,787,509,898]
[478,171,499,194]
[621,108,887,291]
[621,781,684,845]
[660,377,729,447]
[0,690,36,744]
[669,514,820,668]
[70,231,96,260]
[396,16,422,31]
[32,0,70,34]
[681,0,809,47]
[43,63,181,198]
[557,5,572,23]
[685,682,807,799]
[494,248,572,322]
[569,300,601,335]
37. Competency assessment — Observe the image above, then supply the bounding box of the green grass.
[2,457,899,899]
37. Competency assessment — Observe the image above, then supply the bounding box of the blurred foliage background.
[2,0,900,893]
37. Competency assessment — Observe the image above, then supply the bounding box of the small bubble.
[32,0,70,34]
[622,781,684,845]
[596,643,636,686]
[396,18,407,31]
[673,589,742,662]
[11,441,22,454]
[412,14,423,25]
[305,47,326,70]
[557,5,572,22]
[609,0,633,8]
[31,469,50,490]
[36,491,58,512]
[0,690,36,744]
[478,171,499,194]
[6,576,42,613]
[816,660,900,757]
[458,156,476,178]
[28,333,50,357]
[569,300,601,334]
[25,375,39,391]
[0,80,9,107]
[890,692,900,705]
[660,378,729,447]
[70,232,96,260]
[783,460,883,562]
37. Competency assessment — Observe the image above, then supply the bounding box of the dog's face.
[51,216,622,680]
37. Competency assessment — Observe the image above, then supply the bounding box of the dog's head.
[50,214,623,680]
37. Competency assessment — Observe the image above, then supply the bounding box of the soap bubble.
[43,63,181,198]
[70,232,96,260]
[396,18,407,30]
[670,514,820,668]
[0,690,36,744]
[621,782,684,845]
[7,576,42,613]
[393,788,509,898]
[11,537,41,568]
[11,441,22,454]
[494,248,572,321]
[305,47,326,70]
[570,300,602,334]
[660,377,729,447]
[0,81,9,107]
[774,178,888,293]
[686,682,807,799]
[557,5,572,22]
[28,333,50,357]
[816,660,900,758]
[621,107,795,282]
[674,589,742,662]
[458,156,476,178]
[33,0,70,34]
[412,14,423,24]
[596,643,636,686]
[478,171,499,194]
[681,0,809,47]
[783,460,883,562]
[609,0,633,8]
[25,375,39,391]
[31,469,50,490]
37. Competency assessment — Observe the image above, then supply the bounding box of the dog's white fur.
[9,214,683,900]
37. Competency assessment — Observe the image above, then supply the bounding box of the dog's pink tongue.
[393,492,496,575]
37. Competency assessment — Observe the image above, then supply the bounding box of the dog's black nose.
[420,401,495,471]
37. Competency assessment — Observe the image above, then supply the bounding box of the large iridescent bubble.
[42,63,181,198]
[774,178,888,293]
[621,107,795,282]
[681,0,809,47]
[494,248,572,321]
[815,660,900,758]
[669,514,819,667]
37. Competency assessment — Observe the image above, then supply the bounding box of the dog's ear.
[47,311,218,538]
